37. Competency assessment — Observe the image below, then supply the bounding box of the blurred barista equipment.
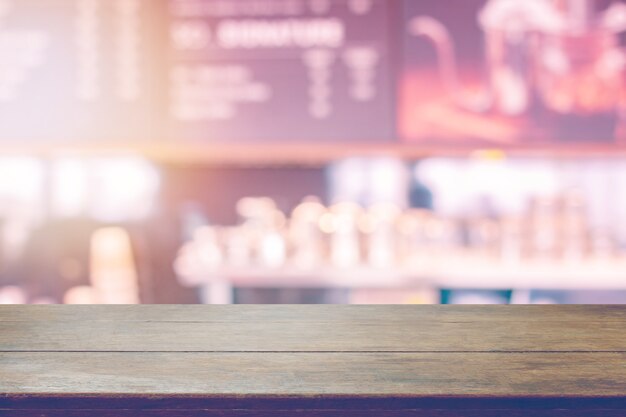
[0,157,161,305]
[64,228,141,304]
[175,192,626,291]
[409,0,626,140]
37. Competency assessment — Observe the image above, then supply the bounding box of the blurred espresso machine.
[410,0,626,141]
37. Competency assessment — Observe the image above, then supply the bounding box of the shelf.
[179,258,626,291]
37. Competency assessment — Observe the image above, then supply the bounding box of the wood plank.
[3,306,625,414]
[1,352,625,400]
[4,305,626,323]
[1,305,625,352]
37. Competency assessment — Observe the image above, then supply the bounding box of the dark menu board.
[0,0,161,141]
[399,0,626,146]
[167,0,395,142]
[0,0,395,143]
[5,0,622,148]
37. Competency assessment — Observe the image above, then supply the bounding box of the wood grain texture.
[1,305,625,415]
[2,352,625,397]
[1,305,625,352]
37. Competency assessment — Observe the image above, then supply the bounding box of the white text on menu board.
[0,1,47,102]
[170,0,380,121]
[0,0,146,103]
[76,0,143,102]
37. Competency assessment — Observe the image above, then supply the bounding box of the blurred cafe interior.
[0,0,625,305]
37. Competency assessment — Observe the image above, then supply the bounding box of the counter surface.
[1,305,625,416]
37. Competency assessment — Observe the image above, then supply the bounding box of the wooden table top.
[1,305,625,416]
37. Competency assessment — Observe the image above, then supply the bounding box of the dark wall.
[159,165,328,225]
